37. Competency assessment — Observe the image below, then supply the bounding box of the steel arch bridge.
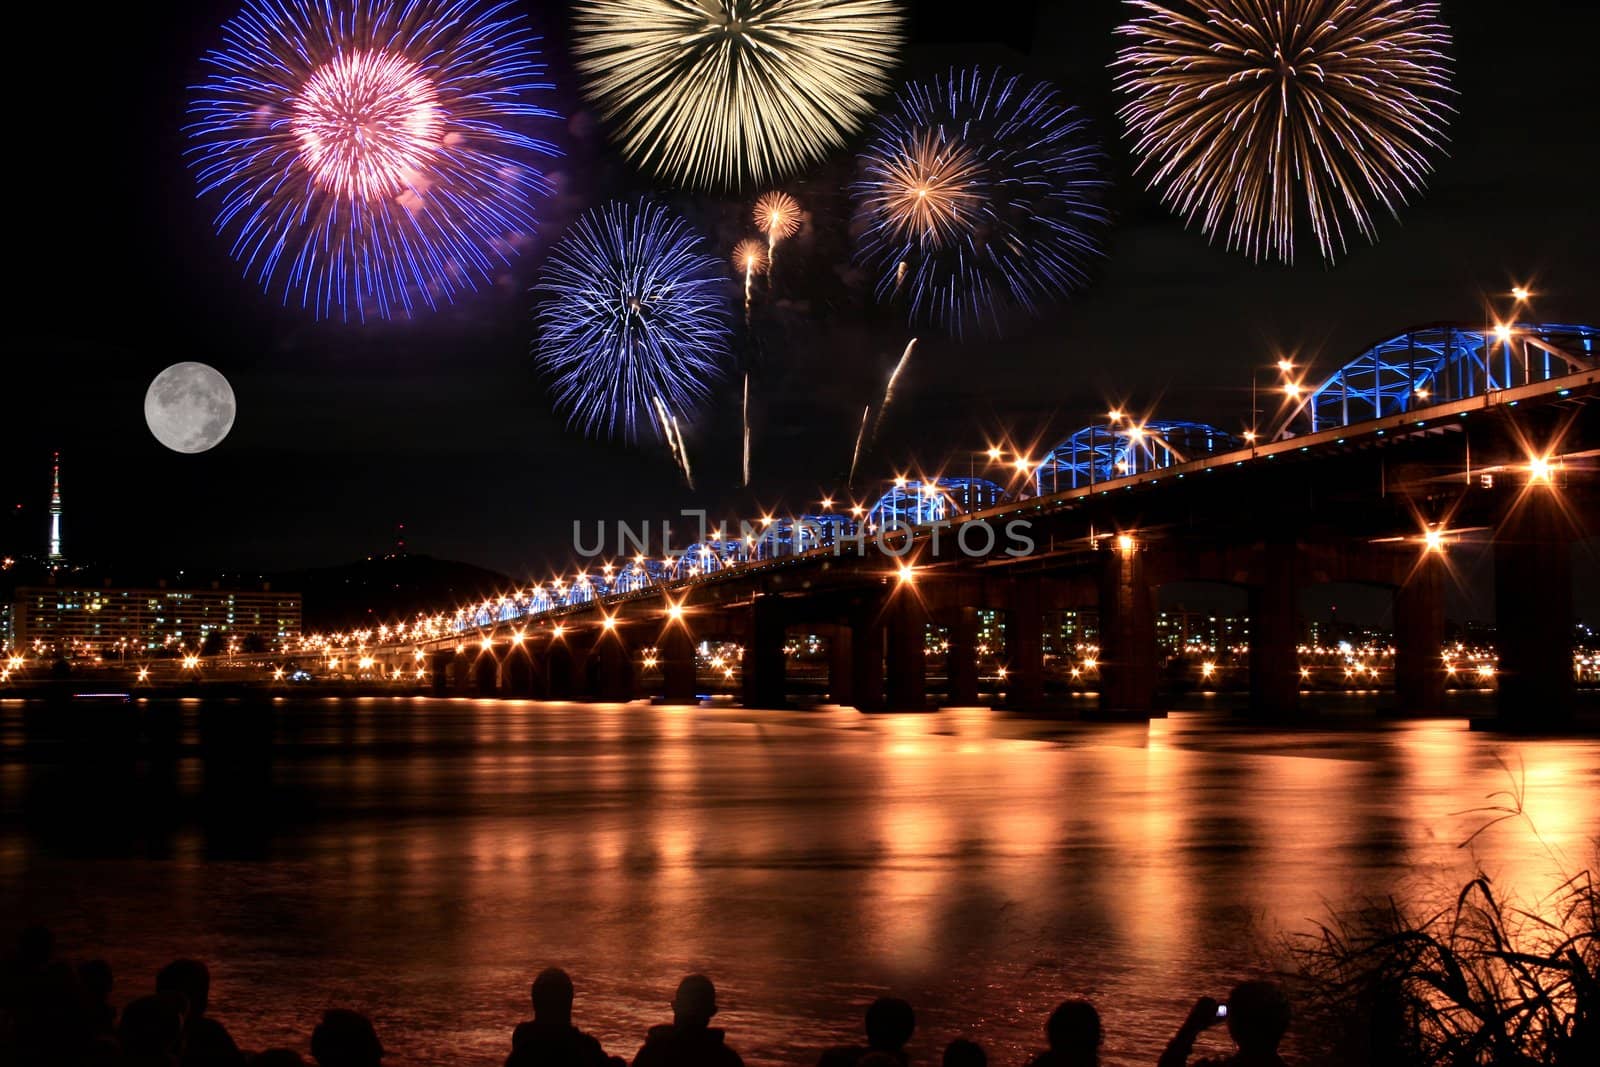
[1038,420,1240,492]
[1307,322,1597,433]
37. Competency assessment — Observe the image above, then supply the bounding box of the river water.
[2,697,1596,1065]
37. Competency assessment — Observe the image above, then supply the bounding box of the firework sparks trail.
[872,338,917,442]
[1113,0,1455,263]
[652,394,695,489]
[741,373,751,487]
[848,404,870,487]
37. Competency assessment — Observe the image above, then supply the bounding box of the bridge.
[294,322,1599,730]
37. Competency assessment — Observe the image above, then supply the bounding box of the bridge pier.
[825,624,854,706]
[546,639,576,700]
[884,594,928,711]
[742,596,788,709]
[430,651,452,696]
[502,645,541,698]
[472,653,501,697]
[944,606,980,706]
[850,605,887,712]
[1493,489,1575,730]
[1248,539,1301,720]
[659,626,698,705]
[1097,543,1158,719]
[1004,580,1044,710]
[594,631,636,703]
[1394,554,1446,714]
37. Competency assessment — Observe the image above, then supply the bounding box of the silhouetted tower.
[48,452,63,562]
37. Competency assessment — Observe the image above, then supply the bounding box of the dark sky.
[4,0,1597,613]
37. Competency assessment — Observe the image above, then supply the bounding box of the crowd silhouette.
[3,927,1292,1066]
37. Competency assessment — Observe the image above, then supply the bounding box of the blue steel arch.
[1309,322,1597,431]
[1040,420,1239,491]
[867,478,1007,530]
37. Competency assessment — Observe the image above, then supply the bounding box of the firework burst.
[570,0,905,190]
[1114,0,1455,264]
[852,68,1110,336]
[186,0,559,320]
[533,201,734,442]
[753,190,802,266]
[732,238,769,311]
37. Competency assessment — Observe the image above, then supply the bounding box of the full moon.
[144,362,237,454]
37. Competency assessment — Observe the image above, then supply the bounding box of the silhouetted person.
[1159,981,1291,1067]
[818,996,915,1066]
[310,1010,384,1067]
[507,967,623,1067]
[942,1038,986,1067]
[5,926,88,1067]
[631,975,743,1067]
[1028,1000,1102,1067]
[119,994,187,1067]
[157,959,244,1067]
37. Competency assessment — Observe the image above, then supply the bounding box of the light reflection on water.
[1,698,1596,1066]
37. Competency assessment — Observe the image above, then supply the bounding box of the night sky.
[5,0,1597,618]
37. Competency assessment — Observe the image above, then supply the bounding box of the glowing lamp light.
[1242,431,1258,443]
[1107,409,1124,422]
[602,616,617,631]
[1423,528,1445,553]
[1493,323,1514,344]
[667,603,685,620]
[896,563,916,584]
[1116,533,1136,556]
[552,625,565,638]
[1284,382,1302,398]
[986,446,1002,461]
[138,668,151,682]
[1527,455,1553,483]
[1511,286,1531,301]
[480,639,493,652]
[1477,664,1495,679]
[1201,661,1216,679]
[1276,359,1294,373]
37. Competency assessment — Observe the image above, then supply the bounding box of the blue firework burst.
[532,201,734,441]
[852,68,1110,336]
[186,0,559,321]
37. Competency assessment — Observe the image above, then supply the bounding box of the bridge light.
[667,603,685,620]
[1276,358,1294,373]
[1423,528,1445,553]
[414,649,425,660]
[1013,457,1031,472]
[820,497,833,510]
[1284,382,1302,398]
[1492,323,1514,344]
[894,475,907,488]
[1116,533,1136,556]
[1477,663,1495,679]
[602,616,617,631]
[1511,286,1531,302]
[184,655,200,670]
[1201,661,1216,679]
[986,446,1002,461]
[138,667,151,682]
[1126,425,1145,441]
[1528,455,1553,483]
[850,505,865,517]
[896,563,916,585]
[552,626,565,639]
[1242,431,1258,443]
[1107,409,1124,422]
[480,639,493,652]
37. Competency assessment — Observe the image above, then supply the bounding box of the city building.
[11,580,302,656]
